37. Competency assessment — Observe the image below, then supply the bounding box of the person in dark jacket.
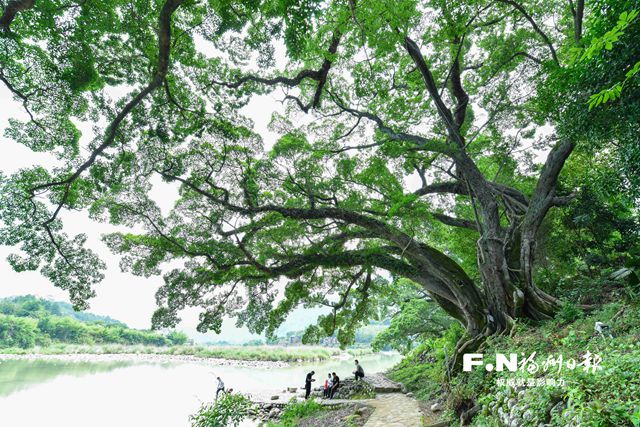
[354,359,365,380]
[304,370,316,399]
[330,372,340,399]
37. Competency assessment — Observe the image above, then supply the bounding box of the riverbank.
[0,344,376,365]
[0,352,402,426]
[0,352,293,368]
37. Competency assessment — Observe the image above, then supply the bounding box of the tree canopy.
[0,0,638,357]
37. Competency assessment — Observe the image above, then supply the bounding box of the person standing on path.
[330,372,340,399]
[354,359,365,381]
[215,376,225,400]
[304,370,316,399]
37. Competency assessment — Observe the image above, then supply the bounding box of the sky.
[0,37,324,343]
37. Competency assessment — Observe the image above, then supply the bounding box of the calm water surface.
[0,352,401,427]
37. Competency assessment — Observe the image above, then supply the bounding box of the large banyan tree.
[0,0,594,358]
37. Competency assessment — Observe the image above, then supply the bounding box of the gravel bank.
[0,352,290,368]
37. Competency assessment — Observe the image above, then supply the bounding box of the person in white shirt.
[215,376,225,400]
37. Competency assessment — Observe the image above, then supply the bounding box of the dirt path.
[359,374,435,426]
[362,393,424,427]
[319,393,429,426]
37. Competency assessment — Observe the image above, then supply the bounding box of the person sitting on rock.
[330,372,340,399]
[323,373,332,398]
[304,370,316,400]
[353,359,365,381]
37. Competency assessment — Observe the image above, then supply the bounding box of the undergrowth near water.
[265,398,366,427]
[0,344,343,362]
[190,393,253,427]
[265,399,326,427]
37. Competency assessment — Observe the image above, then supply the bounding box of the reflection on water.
[0,352,401,427]
[0,360,133,396]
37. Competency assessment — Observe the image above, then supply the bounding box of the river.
[0,352,401,426]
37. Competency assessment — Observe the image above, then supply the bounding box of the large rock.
[354,406,367,416]
[311,378,375,400]
[363,373,402,393]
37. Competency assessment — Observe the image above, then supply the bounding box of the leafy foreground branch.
[190,393,254,427]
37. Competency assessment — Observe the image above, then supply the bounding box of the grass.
[266,399,327,427]
[345,348,374,357]
[0,343,347,362]
[471,302,640,426]
[264,399,367,427]
[387,302,640,426]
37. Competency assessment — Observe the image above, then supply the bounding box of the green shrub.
[387,323,464,400]
[266,399,325,427]
[189,393,253,427]
[556,301,584,324]
[470,303,640,426]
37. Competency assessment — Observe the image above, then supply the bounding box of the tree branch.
[449,36,470,129]
[570,0,585,43]
[30,0,183,214]
[413,180,466,197]
[432,212,479,231]
[23,0,183,275]
[211,32,341,112]
[0,0,34,31]
[522,139,575,234]
[329,95,455,155]
[496,0,560,65]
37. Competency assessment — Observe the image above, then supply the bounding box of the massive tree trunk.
[477,237,521,328]
[518,139,576,318]
[403,35,568,347]
[422,147,573,370]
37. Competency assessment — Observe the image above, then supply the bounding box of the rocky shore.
[247,379,373,423]
[0,352,289,368]
[310,377,376,400]
[248,374,424,426]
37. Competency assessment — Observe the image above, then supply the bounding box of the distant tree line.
[0,296,188,349]
[266,323,387,348]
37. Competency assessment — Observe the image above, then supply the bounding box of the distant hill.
[0,295,126,326]
[0,295,188,349]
